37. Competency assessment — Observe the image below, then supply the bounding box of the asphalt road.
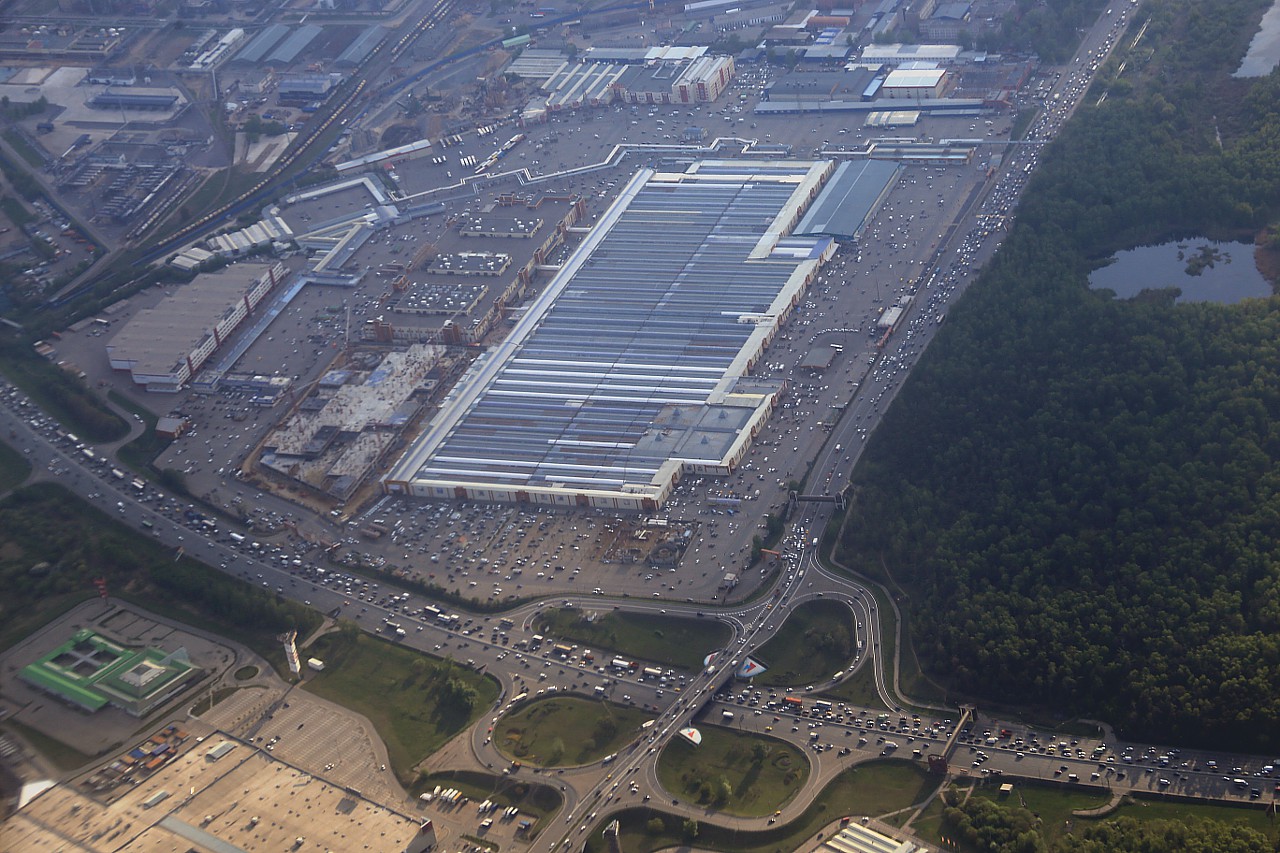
[8,0,1278,840]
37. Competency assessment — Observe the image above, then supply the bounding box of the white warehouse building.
[107,262,284,392]
[880,68,949,99]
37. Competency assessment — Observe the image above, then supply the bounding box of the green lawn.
[1111,794,1278,837]
[3,129,46,168]
[533,608,731,671]
[414,769,563,836]
[585,759,938,853]
[969,779,1110,845]
[819,662,889,711]
[0,194,34,227]
[0,438,32,492]
[909,794,950,846]
[967,780,1280,844]
[191,686,239,716]
[753,598,856,687]
[656,726,809,817]
[495,695,650,766]
[303,630,498,780]
[107,391,171,475]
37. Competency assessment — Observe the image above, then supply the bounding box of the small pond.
[1235,0,1280,77]
[1089,240,1273,304]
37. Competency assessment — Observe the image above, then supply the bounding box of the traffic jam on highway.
[8,5,1278,840]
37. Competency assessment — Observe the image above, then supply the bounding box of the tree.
[441,677,478,713]
[713,776,732,806]
[836,0,1280,753]
[645,817,664,834]
[682,819,699,840]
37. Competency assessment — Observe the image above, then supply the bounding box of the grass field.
[533,608,731,671]
[585,759,938,853]
[656,726,809,817]
[0,194,34,227]
[303,630,497,780]
[3,129,46,168]
[0,438,31,493]
[495,695,650,766]
[1111,794,1279,837]
[190,686,239,716]
[963,780,1280,845]
[0,590,88,655]
[414,769,563,836]
[753,598,856,687]
[908,794,949,845]
[107,391,171,475]
[819,661,889,711]
[969,780,1110,845]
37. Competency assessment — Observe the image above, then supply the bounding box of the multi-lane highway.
[5,358,1280,843]
[10,1,1277,842]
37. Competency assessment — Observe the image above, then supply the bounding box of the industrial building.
[335,25,387,68]
[859,43,963,66]
[793,160,900,240]
[334,138,433,174]
[614,55,736,104]
[0,24,130,60]
[880,68,949,99]
[86,89,182,112]
[232,23,291,65]
[385,160,840,511]
[19,629,200,717]
[921,1,972,41]
[265,24,322,66]
[528,62,628,115]
[762,69,877,103]
[811,821,923,853]
[107,262,284,392]
[204,215,293,259]
[6,741,440,852]
[506,48,572,82]
[187,28,245,69]
[522,53,734,119]
[277,73,341,104]
[374,194,587,347]
[865,109,921,127]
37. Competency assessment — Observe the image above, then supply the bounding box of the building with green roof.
[19,629,201,717]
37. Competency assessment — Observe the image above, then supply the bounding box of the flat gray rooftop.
[387,160,835,507]
[794,159,900,239]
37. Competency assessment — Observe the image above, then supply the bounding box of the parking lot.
[39,37,1054,616]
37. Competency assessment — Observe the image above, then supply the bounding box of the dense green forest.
[838,0,1280,749]
[979,0,1109,63]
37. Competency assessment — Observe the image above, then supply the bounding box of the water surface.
[1235,0,1280,77]
[1089,240,1273,304]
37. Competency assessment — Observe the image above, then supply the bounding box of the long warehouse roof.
[794,159,900,238]
[386,160,835,507]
